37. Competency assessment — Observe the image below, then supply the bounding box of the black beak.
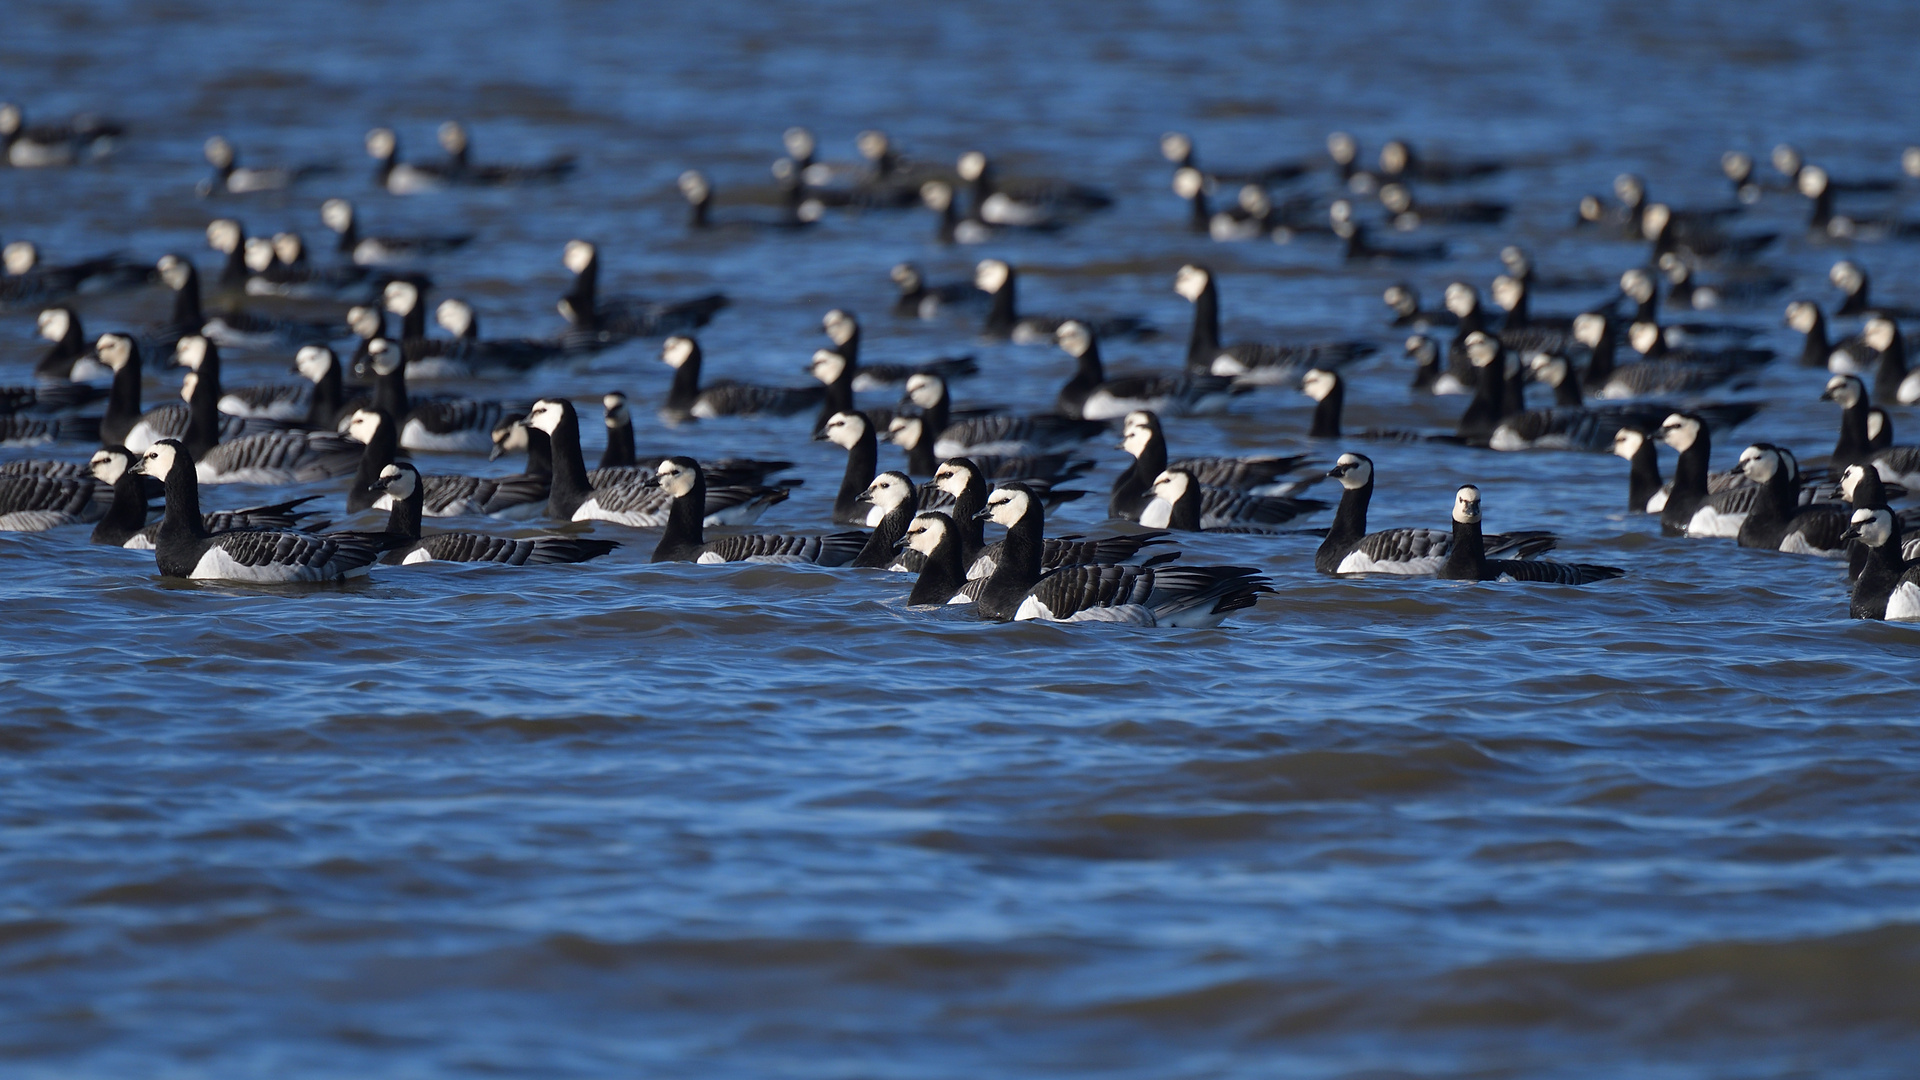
[1327,465,1349,479]
[1841,524,1863,542]
[1819,388,1835,402]
[972,507,996,522]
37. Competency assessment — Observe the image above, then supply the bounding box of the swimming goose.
[87,446,323,548]
[820,309,979,390]
[32,306,90,380]
[2,245,144,310]
[1613,426,1824,521]
[363,337,511,453]
[1824,315,1916,405]
[344,408,547,518]
[1828,260,1920,321]
[931,458,1171,580]
[1377,182,1508,228]
[1158,131,1309,190]
[599,392,637,470]
[1438,486,1624,585]
[320,199,472,265]
[972,484,1268,626]
[153,254,339,350]
[1444,282,1574,358]
[210,339,324,423]
[1109,409,1311,521]
[489,410,791,494]
[850,471,921,569]
[822,410,884,526]
[434,121,576,184]
[1733,444,1850,557]
[431,298,573,373]
[341,464,614,567]
[197,136,330,196]
[1404,334,1472,394]
[1,103,121,167]
[890,262,985,319]
[1844,508,1920,621]
[1822,375,1920,486]
[1142,469,1324,532]
[1490,353,1760,452]
[557,240,729,345]
[902,373,1104,460]
[1586,320,1770,399]
[902,512,974,605]
[0,470,106,531]
[1175,265,1374,382]
[807,347,896,435]
[1454,334,1528,446]
[1785,300,1871,371]
[1315,453,1555,575]
[1838,464,1920,579]
[1799,167,1920,240]
[244,231,373,302]
[1376,139,1504,185]
[1657,412,1729,537]
[1382,284,1460,332]
[976,260,1152,344]
[1641,202,1777,263]
[1331,201,1447,262]
[657,335,824,423]
[1056,321,1238,420]
[1203,183,1324,242]
[956,150,1111,226]
[678,168,824,231]
[528,398,789,528]
[98,335,282,453]
[182,372,361,486]
[364,127,451,195]
[1658,255,1790,312]
[919,180,1000,244]
[881,414,1093,483]
[133,440,381,582]
[649,457,865,565]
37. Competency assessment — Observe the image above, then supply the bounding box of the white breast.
[1886,581,1920,621]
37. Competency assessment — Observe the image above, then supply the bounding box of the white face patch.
[661,464,697,499]
[1174,265,1208,302]
[1338,455,1373,490]
[809,349,848,385]
[782,126,815,161]
[346,410,382,444]
[1056,321,1091,357]
[1866,318,1897,352]
[37,307,70,341]
[1640,203,1671,240]
[823,309,856,346]
[347,306,381,339]
[367,340,401,376]
[857,130,890,161]
[660,337,694,369]
[1171,168,1204,199]
[437,121,467,154]
[272,233,303,265]
[1159,131,1192,163]
[90,449,128,484]
[1841,464,1866,500]
[1797,166,1828,198]
[1463,333,1498,368]
[383,279,419,315]
[1530,353,1568,386]
[1149,469,1191,504]
[158,256,191,291]
[140,442,179,481]
[96,334,133,371]
[3,241,36,276]
[1121,423,1152,458]
[206,219,241,254]
[824,412,866,449]
[1738,446,1777,483]
[1660,415,1699,451]
[677,170,710,202]
[933,465,970,497]
[202,135,234,168]
[1722,151,1752,182]
[920,181,953,212]
[1452,486,1481,524]
[1611,428,1645,460]
[1491,276,1522,312]
[1852,508,1894,547]
[1826,376,1862,409]
[295,346,334,382]
[1301,369,1337,400]
[175,336,209,371]
[866,474,911,509]
[905,374,942,409]
[1573,313,1607,348]
[890,263,921,290]
[1613,173,1644,205]
[528,401,562,435]
[984,487,1029,526]
[907,514,947,555]
[1329,200,1353,225]
[382,464,419,499]
[0,104,18,136]
[1444,283,1476,318]
[1619,268,1652,302]
[320,199,353,232]
[563,240,595,275]
[1786,301,1818,334]
[1830,260,1864,294]
[1378,184,1411,213]
[365,128,397,159]
[435,299,474,338]
[974,259,1009,294]
[1379,140,1408,174]
[1628,322,1661,355]
[886,415,923,448]
[956,151,986,181]
[1238,185,1272,216]
[1326,132,1355,164]
[243,237,275,272]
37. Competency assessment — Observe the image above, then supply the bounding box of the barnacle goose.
[0,469,105,531]
[1446,282,1571,358]
[1109,409,1310,521]
[903,512,973,605]
[1383,284,1459,332]
[1490,353,1760,453]
[1377,182,1508,228]
[363,338,510,453]
[207,339,320,422]
[1175,265,1374,382]
[1405,334,1471,395]
[1828,315,1917,405]
[1822,374,1920,486]
[489,410,792,495]
[133,440,380,582]
[87,446,322,549]
[1731,444,1849,557]
[1438,486,1623,585]
[599,393,637,470]
[1376,139,1504,185]
[342,464,614,567]
[1055,321,1238,420]
[1332,201,1447,262]
[851,471,920,569]
[975,260,1152,344]
[2,103,121,167]
[902,373,1104,459]
[1158,132,1308,190]
[807,347,896,435]
[1315,453,1555,575]
[658,335,824,423]
[180,372,360,486]
[365,127,451,194]
[1327,132,1372,191]
[1839,464,1920,579]
[1641,202,1777,263]
[882,413,1093,483]
[344,408,546,518]
[920,180,999,244]
[198,136,329,196]
[98,335,280,453]
[890,262,984,319]
[972,484,1268,627]
[1844,508,1920,621]
[1607,174,1742,245]
[1786,300,1871,371]
[3,245,143,310]
[245,231,373,301]
[432,298,572,373]
[154,254,338,350]
[528,399,788,528]
[820,309,977,390]
[1627,421,1823,538]
[1799,167,1920,240]
[931,459,1171,581]
[379,280,470,377]
[1454,334,1528,446]
[32,306,91,380]
[557,240,729,344]
[320,199,471,265]
[678,168,823,231]
[434,121,575,184]
[828,410,1080,524]
[956,150,1111,225]
[1143,469,1326,532]
[1658,255,1790,312]
[1829,260,1920,321]
[1202,183,1324,243]
[649,457,864,566]
[1657,412,1734,537]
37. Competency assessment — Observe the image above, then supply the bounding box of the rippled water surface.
[6,1,1920,1076]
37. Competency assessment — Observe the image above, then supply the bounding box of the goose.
[1769,145,1898,195]
[557,240,729,345]
[1444,282,1574,358]
[180,371,361,486]
[599,392,637,470]
[527,398,789,528]
[827,410,1080,524]
[1405,334,1472,395]
[1158,131,1308,190]
[243,231,372,301]
[2,244,144,310]
[32,306,91,380]
[1612,426,1831,520]
[132,440,381,581]
[678,168,823,231]
[433,121,575,184]
[1331,201,1447,262]
[931,458,1173,581]
[1799,167,1920,240]
[1438,486,1624,585]
[0,470,106,531]
[1607,174,1742,241]
[881,414,1092,483]
[1732,444,1850,557]
[956,150,1111,226]
[153,253,339,350]
[1454,334,1527,446]
[213,341,329,422]
[343,408,547,518]
[919,180,1000,244]
[1490,353,1760,452]
[203,218,254,292]
[1377,182,1508,228]
[976,260,1152,344]
[819,309,978,390]
[1109,410,1311,521]
[1142,469,1324,532]
[1826,315,1916,405]
[1641,202,1776,263]
[488,410,792,494]
[1376,139,1504,185]
[1203,182,1324,242]
[340,464,615,567]
[365,127,452,195]
[1315,453,1555,575]
[1828,260,1920,321]
[1821,375,1920,486]
[1584,319,1770,399]
[1,103,121,167]
[87,446,323,549]
[99,335,283,453]
[1175,265,1374,381]
[0,414,98,447]
[1658,412,1727,537]
[1618,268,1761,339]
[890,262,984,319]
[902,512,974,606]
[1658,255,1789,312]
[649,457,865,565]
[197,136,330,195]
[0,379,103,417]
[1327,132,1373,191]
[378,279,473,377]
[805,347,896,435]
[1382,284,1460,331]
[1785,300,1871,371]
[972,484,1269,626]
[320,198,472,265]
[432,298,573,373]
[1844,508,1920,621]
[902,373,1105,460]
[1055,321,1238,420]
[850,471,920,569]
[362,337,511,453]
[656,335,823,424]
[1839,465,1920,579]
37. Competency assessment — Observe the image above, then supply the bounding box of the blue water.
[5,1,1920,1076]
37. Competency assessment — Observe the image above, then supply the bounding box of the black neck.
[1800,311,1831,366]
[1168,483,1203,531]
[1058,346,1104,417]
[1506,283,1532,324]
[834,424,878,522]
[185,353,224,460]
[854,497,914,568]
[652,472,708,561]
[387,481,424,539]
[1663,434,1712,535]
[1502,363,1528,417]
[218,245,247,290]
[935,198,957,244]
[982,501,1045,600]
[96,468,150,543]
[1186,281,1221,368]
[689,193,711,229]
[1586,320,1618,381]
[1875,336,1908,396]
[908,527,967,605]
[374,360,409,418]
[525,427,554,479]
[1835,400,1872,465]
[666,346,703,413]
[985,277,1017,335]
[1439,516,1484,579]
[1322,479,1373,555]
[600,418,636,469]
[567,259,599,316]
[335,219,359,253]
[1628,440,1663,512]
[1552,372,1583,407]
[904,428,937,476]
[1809,187,1834,229]
[159,459,209,543]
[1635,293,1658,324]
[1458,364,1506,442]
[104,350,144,444]
[816,370,854,434]
[1186,189,1209,233]
[954,475,987,564]
[1309,384,1343,438]
[399,301,426,342]
[546,406,593,518]
[172,270,204,331]
[305,357,343,429]
[347,415,399,513]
